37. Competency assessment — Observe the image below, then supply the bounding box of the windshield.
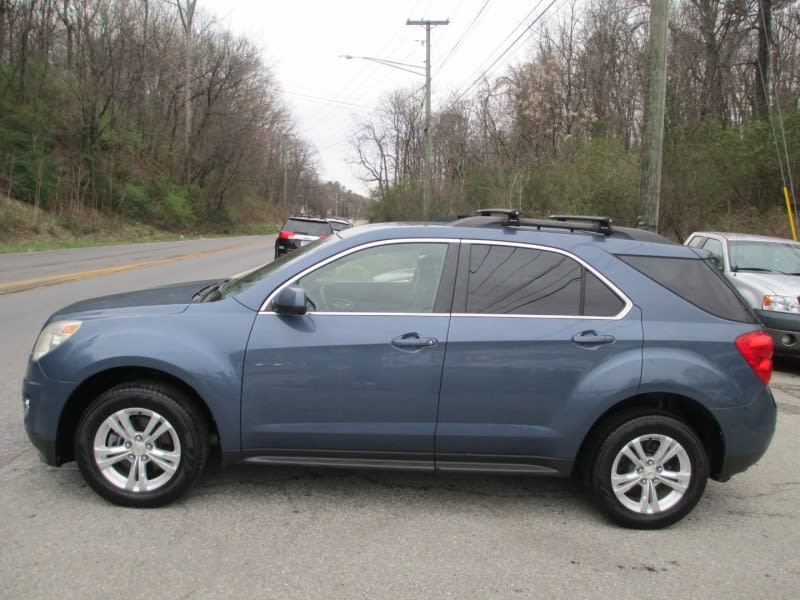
[221,235,338,298]
[729,240,800,274]
[284,218,333,236]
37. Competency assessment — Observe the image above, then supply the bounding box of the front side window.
[701,238,725,268]
[463,244,625,317]
[296,242,448,313]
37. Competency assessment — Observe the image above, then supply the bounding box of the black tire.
[588,414,708,529]
[75,382,209,508]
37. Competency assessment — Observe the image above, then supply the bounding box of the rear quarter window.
[617,255,755,323]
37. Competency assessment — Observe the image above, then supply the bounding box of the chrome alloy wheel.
[93,408,182,492]
[610,434,691,514]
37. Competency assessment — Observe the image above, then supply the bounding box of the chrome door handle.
[391,333,438,349]
[571,331,615,345]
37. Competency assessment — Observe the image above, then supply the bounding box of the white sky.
[200,0,566,196]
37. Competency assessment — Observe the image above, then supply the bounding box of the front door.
[241,241,455,469]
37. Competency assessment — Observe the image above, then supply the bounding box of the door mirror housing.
[273,286,307,315]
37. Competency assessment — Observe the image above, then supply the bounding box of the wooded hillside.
[356,0,799,239]
[0,0,366,236]
[0,1,798,241]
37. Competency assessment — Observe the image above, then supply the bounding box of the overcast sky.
[200,0,566,196]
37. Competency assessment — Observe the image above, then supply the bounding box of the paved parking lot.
[1,240,798,599]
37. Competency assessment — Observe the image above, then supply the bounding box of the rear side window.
[618,255,755,323]
[461,244,625,317]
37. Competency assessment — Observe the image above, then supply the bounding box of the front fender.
[38,300,257,454]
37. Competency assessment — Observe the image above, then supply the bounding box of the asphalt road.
[1,237,798,599]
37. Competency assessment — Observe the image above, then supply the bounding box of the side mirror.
[273,285,307,315]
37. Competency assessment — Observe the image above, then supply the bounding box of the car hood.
[53,279,218,318]
[731,272,800,296]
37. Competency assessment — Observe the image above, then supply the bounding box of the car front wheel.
[589,414,708,529]
[75,382,209,507]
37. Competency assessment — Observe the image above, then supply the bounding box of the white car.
[685,231,800,357]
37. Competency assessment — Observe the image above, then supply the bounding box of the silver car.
[685,231,800,357]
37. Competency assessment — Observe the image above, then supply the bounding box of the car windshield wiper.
[192,279,230,303]
[732,266,776,273]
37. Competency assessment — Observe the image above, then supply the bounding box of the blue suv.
[23,210,776,528]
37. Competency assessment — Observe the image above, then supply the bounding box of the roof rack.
[459,208,673,243]
[548,215,613,234]
[476,208,520,226]
[469,209,612,235]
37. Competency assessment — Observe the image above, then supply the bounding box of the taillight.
[278,230,295,239]
[735,330,773,386]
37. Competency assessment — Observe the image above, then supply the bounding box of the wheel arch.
[575,392,725,481]
[56,367,221,466]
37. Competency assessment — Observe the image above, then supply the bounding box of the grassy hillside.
[0,195,276,252]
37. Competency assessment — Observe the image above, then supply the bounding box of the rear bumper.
[713,385,777,481]
[275,240,302,255]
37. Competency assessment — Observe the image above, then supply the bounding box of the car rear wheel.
[588,414,708,529]
[75,382,209,507]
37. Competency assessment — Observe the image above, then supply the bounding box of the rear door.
[436,241,643,474]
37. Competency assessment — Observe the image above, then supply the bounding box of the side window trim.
[452,240,632,320]
[260,238,458,314]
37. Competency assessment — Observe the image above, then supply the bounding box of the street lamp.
[342,19,447,220]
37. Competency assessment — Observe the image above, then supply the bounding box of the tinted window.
[618,255,755,323]
[297,243,448,313]
[284,218,333,236]
[584,271,626,316]
[464,245,624,316]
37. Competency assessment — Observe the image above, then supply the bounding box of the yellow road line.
[0,239,267,296]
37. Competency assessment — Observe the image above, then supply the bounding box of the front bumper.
[754,309,800,356]
[22,360,77,466]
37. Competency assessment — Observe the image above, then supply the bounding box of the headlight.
[32,320,82,360]
[762,295,800,314]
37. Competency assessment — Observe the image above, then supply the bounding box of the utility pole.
[407,18,448,220]
[639,0,668,231]
[281,139,288,217]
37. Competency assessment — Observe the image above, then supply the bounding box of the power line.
[757,0,798,238]
[450,0,562,104]
[436,0,493,75]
